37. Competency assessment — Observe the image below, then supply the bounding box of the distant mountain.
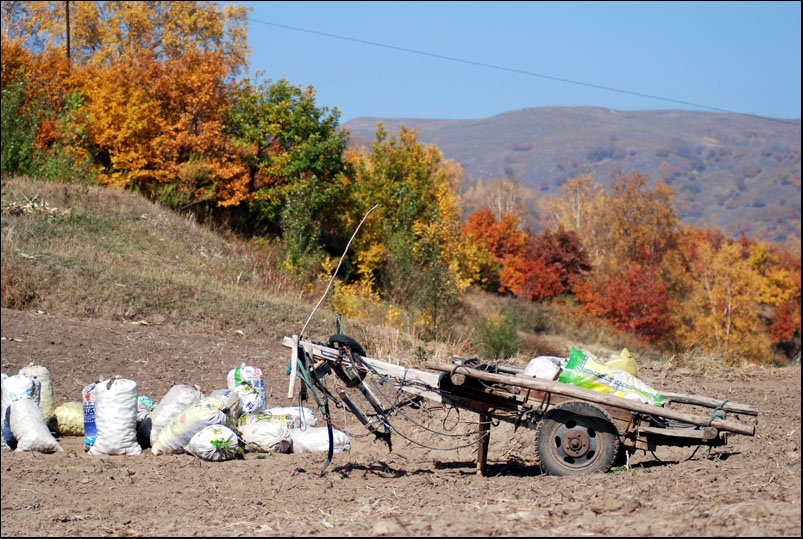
[344,107,801,244]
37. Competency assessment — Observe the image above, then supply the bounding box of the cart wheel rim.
[553,421,599,464]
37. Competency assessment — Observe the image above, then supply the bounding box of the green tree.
[226,77,352,271]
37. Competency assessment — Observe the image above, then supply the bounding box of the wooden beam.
[477,414,490,477]
[660,391,758,416]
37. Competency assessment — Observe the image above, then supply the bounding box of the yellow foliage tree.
[672,240,771,363]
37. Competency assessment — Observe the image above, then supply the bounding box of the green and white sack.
[187,425,242,461]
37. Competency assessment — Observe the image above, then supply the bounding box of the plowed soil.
[1,308,800,537]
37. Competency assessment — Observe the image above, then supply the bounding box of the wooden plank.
[287,334,299,399]
[639,426,718,441]
[660,391,758,416]
[424,361,755,436]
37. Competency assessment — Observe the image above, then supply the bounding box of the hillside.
[344,107,801,244]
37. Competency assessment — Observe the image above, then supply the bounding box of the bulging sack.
[53,402,84,436]
[148,384,203,447]
[10,398,63,453]
[263,407,317,429]
[88,378,142,456]
[20,363,55,422]
[558,349,664,406]
[233,383,265,415]
[187,425,242,461]
[152,397,226,455]
[2,374,41,451]
[238,421,292,454]
[227,365,266,408]
[290,427,351,454]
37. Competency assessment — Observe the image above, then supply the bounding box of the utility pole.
[65,1,71,64]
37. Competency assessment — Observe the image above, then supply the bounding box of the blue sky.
[234,1,801,123]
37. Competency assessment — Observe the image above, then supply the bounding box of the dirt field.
[1,307,800,537]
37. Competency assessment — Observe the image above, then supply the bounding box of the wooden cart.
[282,335,758,476]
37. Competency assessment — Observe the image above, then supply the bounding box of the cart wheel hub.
[562,430,590,457]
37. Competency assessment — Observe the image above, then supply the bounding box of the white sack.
[233,383,265,415]
[10,398,62,453]
[88,378,141,456]
[290,427,350,454]
[239,421,292,453]
[148,384,202,447]
[264,406,317,428]
[2,374,40,451]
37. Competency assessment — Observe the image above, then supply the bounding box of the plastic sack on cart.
[20,363,56,423]
[148,384,203,447]
[238,420,292,454]
[89,377,142,456]
[558,349,664,406]
[290,427,350,454]
[186,425,242,461]
[10,398,63,453]
[602,348,638,377]
[2,374,41,451]
[521,356,567,380]
[53,402,84,436]
[152,397,226,455]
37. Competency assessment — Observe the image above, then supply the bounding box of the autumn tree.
[672,240,771,363]
[2,1,250,74]
[517,228,591,301]
[577,263,672,342]
[551,171,678,269]
[345,124,472,338]
[461,207,528,293]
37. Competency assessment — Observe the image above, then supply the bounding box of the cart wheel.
[535,401,619,476]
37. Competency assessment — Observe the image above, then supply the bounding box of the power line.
[247,17,800,129]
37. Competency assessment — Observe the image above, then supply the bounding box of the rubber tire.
[536,401,618,476]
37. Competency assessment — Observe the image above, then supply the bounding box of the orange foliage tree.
[461,207,528,293]
[578,263,672,342]
[517,228,590,301]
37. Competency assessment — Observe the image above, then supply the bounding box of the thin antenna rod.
[287,203,379,399]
